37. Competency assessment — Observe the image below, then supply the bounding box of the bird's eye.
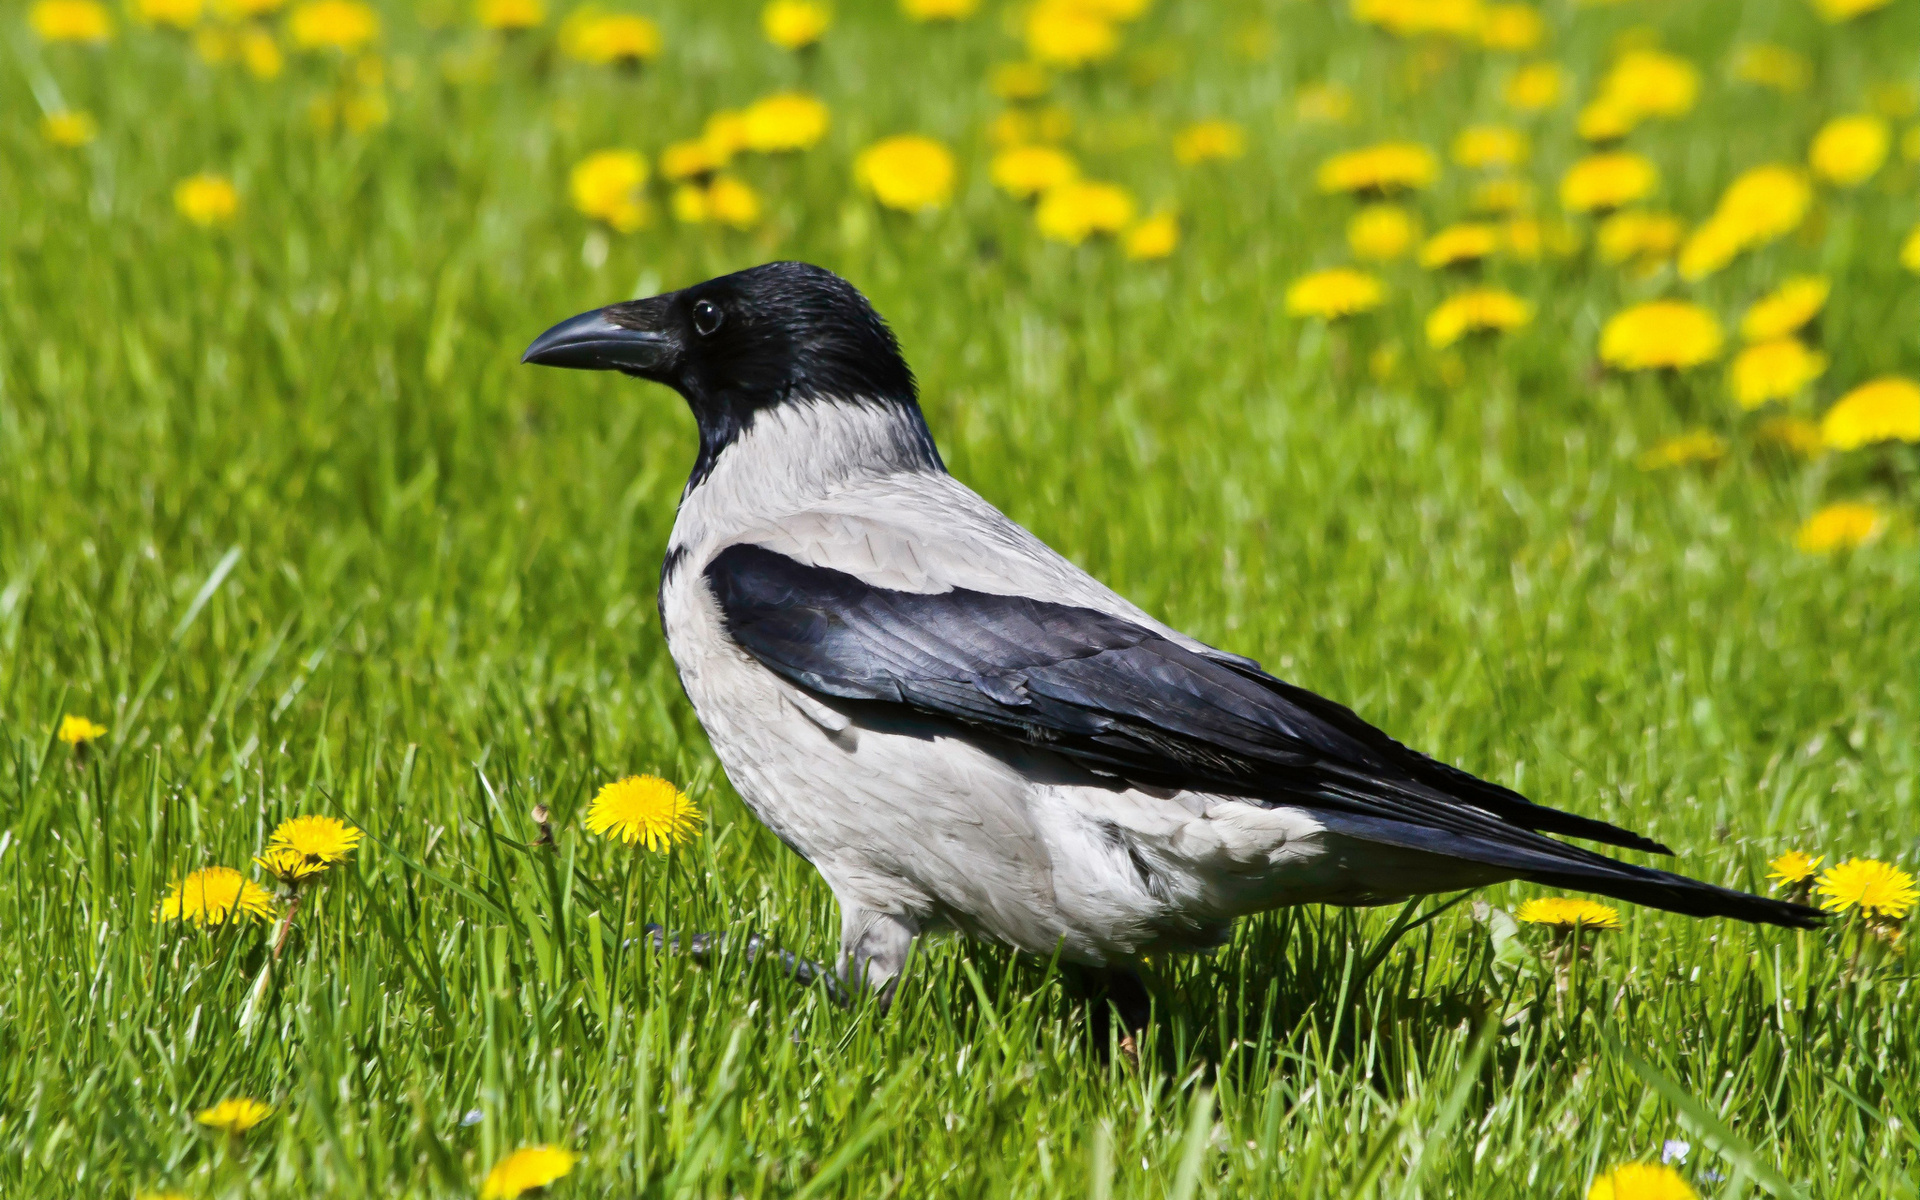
[692,300,723,336]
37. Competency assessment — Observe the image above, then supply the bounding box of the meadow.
[4,0,1919,1194]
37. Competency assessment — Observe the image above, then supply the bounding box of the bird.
[522,261,1819,1022]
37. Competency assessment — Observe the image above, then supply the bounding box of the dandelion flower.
[1024,1,1116,68]
[1576,98,1637,144]
[1740,276,1828,342]
[569,149,649,232]
[161,867,278,926]
[1517,897,1622,930]
[1712,164,1811,244]
[1730,340,1827,409]
[174,175,239,226]
[1904,225,1920,273]
[1122,211,1178,260]
[1731,43,1809,93]
[741,92,829,152]
[761,0,828,49]
[1821,377,1920,450]
[265,814,362,870]
[477,0,543,31]
[1809,114,1890,187]
[1756,416,1823,456]
[30,0,113,41]
[254,845,325,884]
[1425,288,1532,348]
[43,110,99,146]
[1285,268,1385,319]
[1767,850,1822,888]
[289,0,378,49]
[660,139,724,182]
[558,10,660,65]
[1295,81,1354,124]
[1172,120,1245,165]
[136,0,203,30]
[990,144,1078,199]
[1451,125,1527,170]
[1418,222,1501,269]
[1596,210,1683,265]
[1316,142,1439,195]
[1470,178,1533,215]
[854,135,956,212]
[1816,858,1917,919]
[1504,61,1565,111]
[1637,431,1726,470]
[1795,502,1884,552]
[1478,4,1543,51]
[702,110,750,159]
[196,1098,274,1134]
[1035,180,1136,243]
[585,775,700,850]
[480,1145,578,1200]
[1347,204,1418,261]
[57,714,108,745]
[704,175,763,229]
[1811,0,1893,22]
[1587,1162,1698,1200]
[1599,49,1699,121]
[1560,152,1657,212]
[901,0,977,18]
[1599,301,1723,370]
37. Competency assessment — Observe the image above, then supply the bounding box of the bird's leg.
[1065,964,1154,1061]
[837,907,919,1012]
[643,924,848,1007]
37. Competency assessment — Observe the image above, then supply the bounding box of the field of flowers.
[5,0,1919,1193]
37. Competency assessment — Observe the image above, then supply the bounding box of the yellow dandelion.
[1451,124,1527,170]
[704,175,762,229]
[1740,276,1829,342]
[1035,180,1137,244]
[477,0,543,31]
[480,1146,578,1200]
[702,110,750,159]
[1576,98,1638,143]
[30,0,114,41]
[741,92,829,153]
[1351,0,1480,39]
[174,174,238,226]
[1810,0,1892,22]
[1731,43,1809,93]
[1478,3,1543,52]
[1794,502,1884,552]
[1709,164,1811,247]
[1809,114,1890,187]
[1637,430,1726,470]
[1767,850,1822,888]
[1295,81,1354,124]
[1346,204,1418,261]
[660,139,724,182]
[901,0,977,18]
[136,0,203,30]
[1816,858,1917,919]
[584,775,700,850]
[289,0,378,49]
[1316,141,1439,195]
[1904,224,1920,273]
[1418,222,1501,269]
[761,0,828,49]
[1587,1162,1698,1200]
[216,0,287,16]
[990,61,1049,101]
[57,714,108,745]
[42,110,99,146]
[1598,49,1698,121]
[1122,211,1178,260]
[990,144,1078,199]
[1559,152,1657,213]
[265,814,362,869]
[569,149,649,232]
[237,27,283,76]
[254,845,326,884]
[1284,268,1385,319]
[1024,1,1116,68]
[1595,210,1683,265]
[1426,288,1532,348]
[1469,177,1533,215]
[1504,61,1565,111]
[1172,120,1245,165]
[1675,215,1747,281]
[1756,415,1823,456]
[1821,377,1920,450]
[1516,897,1622,930]
[558,10,661,66]
[161,867,279,926]
[1599,301,1723,371]
[1730,340,1827,409]
[196,1097,274,1134]
[854,135,956,212]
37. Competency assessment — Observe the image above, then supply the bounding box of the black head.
[523,262,927,481]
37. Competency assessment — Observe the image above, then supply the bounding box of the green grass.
[4,0,1919,1194]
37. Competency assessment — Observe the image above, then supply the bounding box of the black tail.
[1525,861,1824,929]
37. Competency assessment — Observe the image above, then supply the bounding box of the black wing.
[706,543,1819,928]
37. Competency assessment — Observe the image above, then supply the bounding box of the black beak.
[521,305,679,376]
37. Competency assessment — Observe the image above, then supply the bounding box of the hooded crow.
[523,262,1819,1007]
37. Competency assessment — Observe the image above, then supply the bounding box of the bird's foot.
[1066,965,1153,1062]
[643,924,849,1007]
